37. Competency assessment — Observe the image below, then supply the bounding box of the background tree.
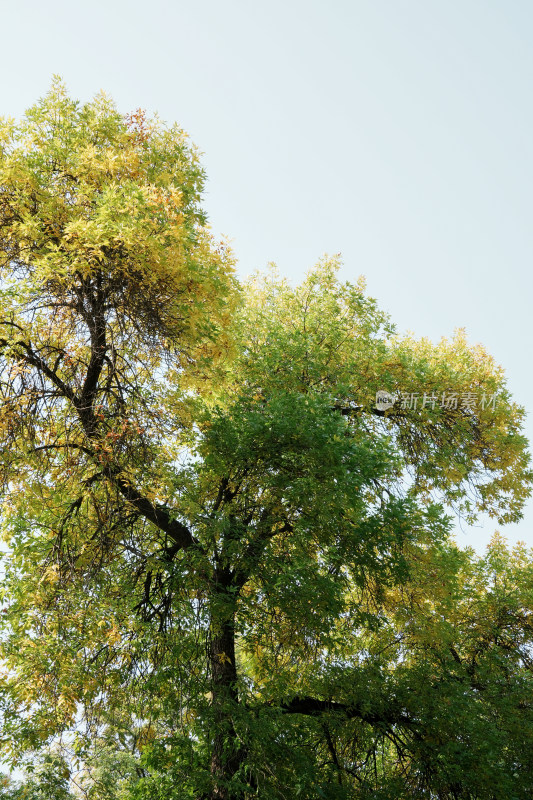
[0,85,532,799]
[0,751,74,800]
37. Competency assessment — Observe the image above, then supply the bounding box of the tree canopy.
[0,83,532,800]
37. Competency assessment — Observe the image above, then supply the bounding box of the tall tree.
[0,85,531,799]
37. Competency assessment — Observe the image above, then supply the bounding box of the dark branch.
[280,696,415,729]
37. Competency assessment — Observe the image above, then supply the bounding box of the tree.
[0,751,75,800]
[0,83,532,799]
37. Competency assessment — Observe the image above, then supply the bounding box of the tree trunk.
[209,580,245,800]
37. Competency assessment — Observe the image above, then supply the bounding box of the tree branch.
[279,696,415,729]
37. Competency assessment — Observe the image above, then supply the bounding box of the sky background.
[1,0,532,552]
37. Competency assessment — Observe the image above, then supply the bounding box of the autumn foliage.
[0,83,532,800]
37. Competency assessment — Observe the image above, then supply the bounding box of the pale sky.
[1,0,532,551]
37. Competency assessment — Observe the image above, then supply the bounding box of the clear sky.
[1,0,532,552]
